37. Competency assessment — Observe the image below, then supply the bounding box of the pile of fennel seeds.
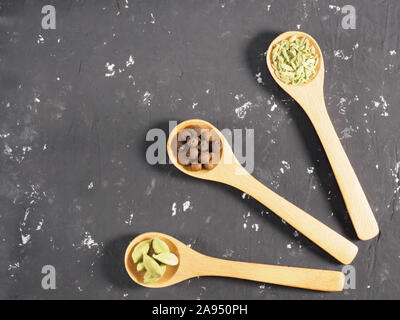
[271,35,319,85]
[132,238,179,284]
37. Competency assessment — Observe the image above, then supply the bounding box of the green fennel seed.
[271,35,319,85]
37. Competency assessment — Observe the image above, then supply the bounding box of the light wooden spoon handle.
[195,255,344,292]
[222,167,358,264]
[306,106,379,240]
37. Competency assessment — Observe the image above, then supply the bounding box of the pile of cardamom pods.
[132,238,179,283]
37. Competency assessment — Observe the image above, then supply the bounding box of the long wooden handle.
[195,256,344,292]
[308,107,379,240]
[223,167,358,264]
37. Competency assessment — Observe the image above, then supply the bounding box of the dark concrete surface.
[0,0,399,299]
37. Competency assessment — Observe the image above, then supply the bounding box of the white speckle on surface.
[222,249,234,258]
[34,97,40,103]
[4,144,13,156]
[270,103,277,112]
[21,234,31,245]
[235,101,252,119]
[88,182,94,190]
[182,200,192,212]
[251,223,259,232]
[266,4,271,11]
[296,24,301,30]
[80,231,99,249]
[145,178,156,196]
[389,50,397,55]
[143,91,152,106]
[150,13,156,24]
[126,55,135,67]
[255,72,263,84]
[334,50,352,61]
[340,126,357,139]
[242,192,247,199]
[286,243,292,249]
[171,202,177,216]
[36,219,44,230]
[105,62,115,77]
[8,262,20,270]
[328,5,341,12]
[307,167,314,174]
[293,230,299,237]
[371,96,390,117]
[281,160,290,170]
[125,213,134,225]
[192,102,198,109]
[37,34,44,44]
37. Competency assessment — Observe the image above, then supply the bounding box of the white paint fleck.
[334,50,352,61]
[171,202,177,216]
[183,200,192,212]
[105,62,115,77]
[143,91,152,106]
[255,72,263,84]
[340,126,357,139]
[21,234,31,245]
[150,13,156,24]
[307,167,314,174]
[389,50,397,56]
[222,249,234,258]
[328,5,341,12]
[36,219,44,230]
[281,160,290,170]
[88,181,94,190]
[145,178,156,196]
[235,101,252,119]
[37,34,44,44]
[80,231,99,249]
[124,213,134,225]
[126,55,135,67]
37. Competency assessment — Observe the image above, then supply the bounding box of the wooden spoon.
[266,31,379,240]
[167,119,358,264]
[125,232,345,291]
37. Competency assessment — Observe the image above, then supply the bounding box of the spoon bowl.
[266,31,324,93]
[266,31,379,240]
[167,119,239,182]
[167,119,358,264]
[125,232,345,291]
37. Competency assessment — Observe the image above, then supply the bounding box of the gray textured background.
[0,0,399,300]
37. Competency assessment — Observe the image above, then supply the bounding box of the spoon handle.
[224,167,358,264]
[195,256,344,291]
[307,106,379,240]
